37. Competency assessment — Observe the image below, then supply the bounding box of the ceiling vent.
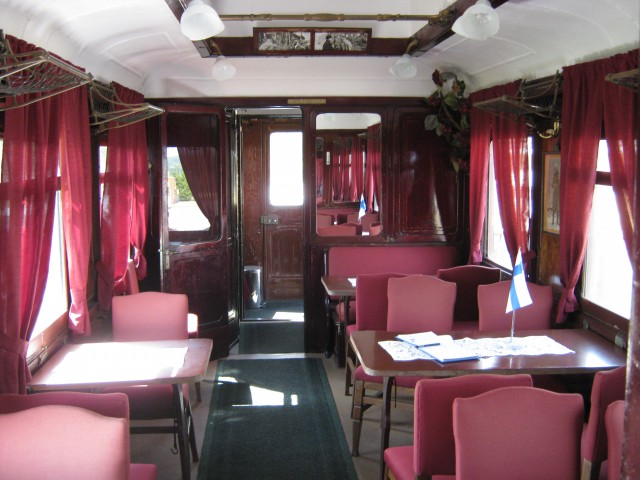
[473,72,562,138]
[0,31,92,112]
[89,81,164,133]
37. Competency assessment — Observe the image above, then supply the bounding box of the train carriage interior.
[1,0,639,479]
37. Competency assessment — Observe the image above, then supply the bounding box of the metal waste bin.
[243,265,263,308]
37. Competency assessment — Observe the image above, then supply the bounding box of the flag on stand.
[506,249,532,313]
[358,194,367,220]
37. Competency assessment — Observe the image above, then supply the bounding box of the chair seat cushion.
[384,445,414,480]
[354,365,423,388]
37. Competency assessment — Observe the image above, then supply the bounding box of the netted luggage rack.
[0,30,92,112]
[473,72,562,138]
[88,80,164,133]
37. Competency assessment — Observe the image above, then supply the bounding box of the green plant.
[424,69,471,173]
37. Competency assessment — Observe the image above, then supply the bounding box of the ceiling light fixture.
[180,0,225,41]
[389,39,419,79]
[452,0,499,41]
[211,56,236,81]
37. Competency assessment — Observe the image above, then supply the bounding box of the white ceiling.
[1,0,638,99]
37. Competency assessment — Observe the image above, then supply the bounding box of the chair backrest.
[0,391,129,419]
[354,273,406,331]
[453,386,584,480]
[316,213,333,227]
[605,400,625,480]
[125,259,140,295]
[368,222,381,236]
[477,280,553,331]
[0,403,130,480]
[111,291,189,341]
[436,265,501,323]
[386,275,456,333]
[413,374,533,477]
[582,366,627,466]
[317,224,357,236]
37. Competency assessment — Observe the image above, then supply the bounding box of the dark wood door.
[159,105,236,359]
[241,118,303,301]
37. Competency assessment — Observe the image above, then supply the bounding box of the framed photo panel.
[543,152,561,234]
[254,28,370,55]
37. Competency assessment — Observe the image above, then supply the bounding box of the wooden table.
[321,275,357,365]
[349,329,628,479]
[29,338,213,480]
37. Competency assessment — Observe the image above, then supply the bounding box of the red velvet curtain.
[555,50,638,323]
[603,51,638,258]
[468,82,523,264]
[97,84,148,309]
[59,85,93,335]
[176,146,221,238]
[491,81,531,265]
[0,37,60,393]
[366,123,382,211]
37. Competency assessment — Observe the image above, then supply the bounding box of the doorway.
[239,111,304,324]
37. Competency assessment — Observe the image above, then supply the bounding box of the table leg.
[173,384,190,480]
[379,376,393,480]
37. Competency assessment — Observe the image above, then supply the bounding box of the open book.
[395,332,452,348]
[419,343,479,363]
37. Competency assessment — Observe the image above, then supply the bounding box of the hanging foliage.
[424,69,471,173]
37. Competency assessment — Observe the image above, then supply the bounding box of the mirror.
[315,113,382,237]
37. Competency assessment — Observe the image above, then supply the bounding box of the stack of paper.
[395,331,452,348]
[419,343,479,363]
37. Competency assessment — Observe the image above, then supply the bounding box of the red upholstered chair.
[361,211,380,233]
[477,280,553,331]
[605,400,625,480]
[317,224,358,236]
[0,392,157,480]
[384,374,533,480]
[105,292,199,467]
[125,259,201,401]
[436,264,501,329]
[344,272,406,395]
[452,386,584,480]
[350,275,456,456]
[581,366,627,480]
[316,213,334,227]
[368,222,382,236]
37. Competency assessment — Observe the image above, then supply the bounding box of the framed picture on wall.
[543,152,561,234]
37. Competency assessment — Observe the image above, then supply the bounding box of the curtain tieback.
[0,334,29,357]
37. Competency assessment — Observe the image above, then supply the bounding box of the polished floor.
[129,345,413,479]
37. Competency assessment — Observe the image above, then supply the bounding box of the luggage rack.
[88,80,164,133]
[0,30,92,112]
[473,72,562,138]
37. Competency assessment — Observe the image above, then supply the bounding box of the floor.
[129,316,414,479]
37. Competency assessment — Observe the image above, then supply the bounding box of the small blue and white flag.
[506,249,532,313]
[358,194,367,221]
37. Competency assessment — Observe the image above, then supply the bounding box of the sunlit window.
[485,139,533,270]
[167,146,210,232]
[269,131,303,206]
[0,138,68,340]
[582,140,632,319]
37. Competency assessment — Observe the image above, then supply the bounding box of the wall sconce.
[180,0,225,41]
[212,55,236,80]
[452,0,500,41]
[389,39,419,79]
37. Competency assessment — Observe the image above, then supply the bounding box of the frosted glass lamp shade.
[180,0,225,41]
[389,54,417,79]
[212,56,236,81]
[452,0,500,40]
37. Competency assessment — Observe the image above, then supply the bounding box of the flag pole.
[510,310,516,342]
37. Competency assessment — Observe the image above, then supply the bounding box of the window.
[485,138,533,269]
[0,138,68,340]
[167,146,210,232]
[269,131,303,206]
[581,140,632,319]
